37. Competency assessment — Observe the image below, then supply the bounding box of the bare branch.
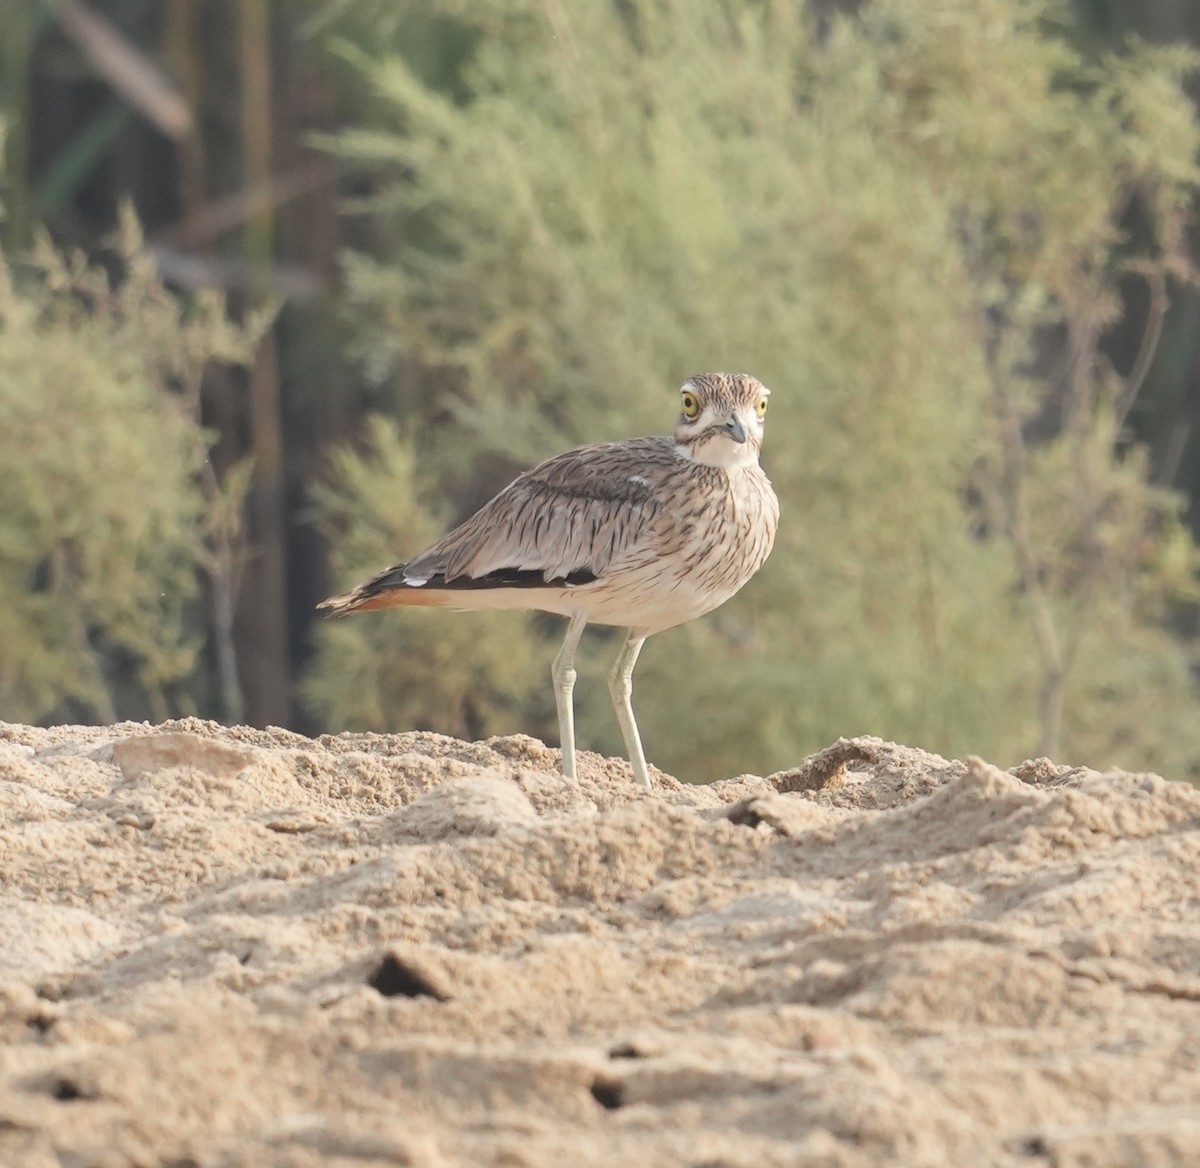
[1114,264,1169,433]
[47,0,194,140]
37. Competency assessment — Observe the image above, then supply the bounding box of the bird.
[318,371,779,789]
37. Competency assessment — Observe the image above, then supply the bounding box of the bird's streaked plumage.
[320,371,779,787]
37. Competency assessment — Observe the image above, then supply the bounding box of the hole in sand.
[607,1042,645,1059]
[367,953,447,1001]
[50,1077,89,1102]
[724,800,765,828]
[590,1077,625,1110]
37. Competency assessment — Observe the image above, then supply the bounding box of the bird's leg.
[552,613,588,780]
[609,629,651,790]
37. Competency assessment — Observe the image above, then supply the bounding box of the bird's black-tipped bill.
[723,415,748,443]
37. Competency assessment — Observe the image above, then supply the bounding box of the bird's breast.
[647,464,778,600]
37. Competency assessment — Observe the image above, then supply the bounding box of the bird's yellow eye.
[680,390,700,419]
[756,397,769,419]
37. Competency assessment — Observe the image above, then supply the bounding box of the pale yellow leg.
[609,630,651,789]
[552,613,588,780]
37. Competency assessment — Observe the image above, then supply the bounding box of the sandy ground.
[1,720,1199,1167]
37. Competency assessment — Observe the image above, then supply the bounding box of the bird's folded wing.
[407,438,673,586]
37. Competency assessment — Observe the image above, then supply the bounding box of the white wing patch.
[405,577,429,587]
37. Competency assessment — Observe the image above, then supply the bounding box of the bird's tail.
[317,565,450,616]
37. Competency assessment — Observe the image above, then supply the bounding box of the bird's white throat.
[674,437,762,470]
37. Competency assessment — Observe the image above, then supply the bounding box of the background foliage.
[0,207,258,723]
[3,0,1200,780]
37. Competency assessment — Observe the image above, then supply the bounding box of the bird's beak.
[722,413,748,444]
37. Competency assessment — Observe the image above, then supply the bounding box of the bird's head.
[672,372,770,468]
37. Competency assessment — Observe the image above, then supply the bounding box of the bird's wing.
[406,436,676,586]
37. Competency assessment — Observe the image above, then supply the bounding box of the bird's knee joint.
[555,666,577,693]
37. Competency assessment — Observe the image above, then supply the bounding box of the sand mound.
[1,719,1199,1167]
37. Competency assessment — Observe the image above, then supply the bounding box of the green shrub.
[0,210,257,722]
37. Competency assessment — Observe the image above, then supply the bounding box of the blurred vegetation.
[3,0,1200,780]
[0,205,259,722]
